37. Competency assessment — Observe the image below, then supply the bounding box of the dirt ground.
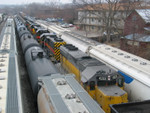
[105,40,120,48]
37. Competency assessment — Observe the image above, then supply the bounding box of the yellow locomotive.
[60,44,128,113]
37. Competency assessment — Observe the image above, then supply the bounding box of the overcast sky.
[0,0,72,5]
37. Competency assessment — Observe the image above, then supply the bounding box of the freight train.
[34,28,49,41]
[19,13,150,113]
[37,19,150,102]
[24,18,66,62]
[0,18,23,113]
[18,15,128,113]
[14,16,105,113]
[60,44,128,113]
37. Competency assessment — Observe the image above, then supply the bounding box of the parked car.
[69,24,74,27]
[61,23,69,28]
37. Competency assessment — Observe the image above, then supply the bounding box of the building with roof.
[75,3,125,32]
[124,9,150,35]
[121,9,150,60]
[120,34,150,60]
[74,2,145,39]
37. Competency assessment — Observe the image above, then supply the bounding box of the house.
[74,2,145,38]
[124,9,150,35]
[121,9,150,60]
[120,34,150,60]
[75,3,126,33]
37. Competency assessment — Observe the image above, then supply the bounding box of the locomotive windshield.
[96,73,124,87]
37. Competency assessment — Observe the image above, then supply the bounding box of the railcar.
[0,17,23,113]
[40,33,66,61]
[15,17,31,38]
[15,21,59,95]
[38,74,105,113]
[35,28,49,41]
[24,43,59,95]
[60,44,128,113]
[25,19,41,35]
[110,100,150,113]
[29,23,41,34]
[25,20,32,28]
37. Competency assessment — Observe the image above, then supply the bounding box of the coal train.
[14,16,105,113]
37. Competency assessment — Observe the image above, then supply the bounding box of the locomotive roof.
[38,74,105,113]
[81,66,116,83]
[77,57,105,70]
[36,28,48,33]
[30,23,40,27]
[46,36,64,42]
[60,45,107,71]
[40,33,57,38]
[60,45,87,60]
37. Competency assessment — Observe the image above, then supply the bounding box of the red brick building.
[124,9,150,35]
[121,9,150,60]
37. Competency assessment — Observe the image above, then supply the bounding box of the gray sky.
[0,0,72,5]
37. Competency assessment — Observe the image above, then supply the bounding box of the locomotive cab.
[96,72,124,88]
[81,69,127,113]
[40,33,58,47]
[29,24,41,34]
[35,29,49,42]
[40,33,66,61]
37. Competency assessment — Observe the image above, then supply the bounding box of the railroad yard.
[1,0,150,113]
[0,14,150,113]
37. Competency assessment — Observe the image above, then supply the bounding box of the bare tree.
[74,0,140,42]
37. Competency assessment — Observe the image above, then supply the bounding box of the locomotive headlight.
[99,77,103,80]
[108,76,111,80]
[112,75,117,79]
